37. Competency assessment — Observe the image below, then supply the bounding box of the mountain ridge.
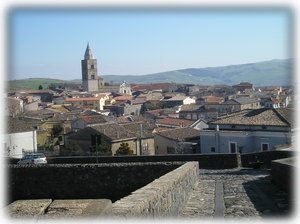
[10,59,293,88]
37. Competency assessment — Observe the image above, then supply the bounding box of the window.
[229,142,237,153]
[261,143,269,151]
[91,75,95,79]
[231,125,236,128]
[91,65,94,69]
[142,143,148,155]
[211,147,215,152]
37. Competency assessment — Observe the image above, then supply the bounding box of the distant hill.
[9,59,293,90]
[101,59,293,86]
[7,78,80,91]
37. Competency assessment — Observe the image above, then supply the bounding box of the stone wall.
[271,157,295,195]
[112,162,199,218]
[241,150,294,168]
[23,153,239,169]
[9,151,293,169]
[7,162,184,204]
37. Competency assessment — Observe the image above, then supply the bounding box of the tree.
[38,85,43,90]
[52,124,63,137]
[93,140,112,156]
[115,142,133,155]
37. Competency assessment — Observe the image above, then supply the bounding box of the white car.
[18,153,47,164]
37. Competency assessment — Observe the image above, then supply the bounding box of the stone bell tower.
[81,43,104,92]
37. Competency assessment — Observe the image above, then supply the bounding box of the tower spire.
[84,42,94,60]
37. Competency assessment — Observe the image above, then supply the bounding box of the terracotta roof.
[18,90,54,94]
[145,109,165,115]
[131,83,177,91]
[66,97,105,102]
[155,127,199,141]
[210,109,290,127]
[205,98,223,103]
[113,95,133,101]
[271,98,281,103]
[156,118,195,127]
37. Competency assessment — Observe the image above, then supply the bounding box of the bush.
[115,142,133,155]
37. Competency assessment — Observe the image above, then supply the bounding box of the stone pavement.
[180,168,292,219]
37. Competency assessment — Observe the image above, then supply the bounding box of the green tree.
[38,85,43,90]
[115,142,133,155]
[52,124,63,137]
[95,140,112,155]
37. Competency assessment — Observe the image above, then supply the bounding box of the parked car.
[17,153,47,164]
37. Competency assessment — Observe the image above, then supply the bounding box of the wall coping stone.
[112,161,199,218]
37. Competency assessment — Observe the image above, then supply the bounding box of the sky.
[8,7,292,80]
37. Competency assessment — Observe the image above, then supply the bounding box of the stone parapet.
[271,157,295,195]
[112,162,199,218]
[8,162,183,203]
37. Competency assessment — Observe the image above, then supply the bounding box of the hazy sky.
[9,7,292,80]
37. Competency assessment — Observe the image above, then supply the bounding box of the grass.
[7,78,80,91]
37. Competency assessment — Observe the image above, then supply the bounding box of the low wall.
[241,150,294,168]
[8,153,240,169]
[271,157,295,195]
[7,162,184,204]
[112,162,199,218]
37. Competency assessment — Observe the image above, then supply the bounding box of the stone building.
[81,43,104,92]
[66,121,155,155]
[204,97,260,114]
[154,127,200,154]
[65,96,106,111]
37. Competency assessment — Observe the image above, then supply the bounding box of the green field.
[7,78,81,91]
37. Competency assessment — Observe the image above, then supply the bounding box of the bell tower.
[81,43,104,92]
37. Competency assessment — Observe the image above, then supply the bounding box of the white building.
[200,108,292,154]
[119,81,132,95]
[5,117,37,158]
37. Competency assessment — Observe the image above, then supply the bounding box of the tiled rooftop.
[156,117,195,127]
[65,97,104,102]
[210,108,291,127]
[156,127,199,141]
[7,117,36,133]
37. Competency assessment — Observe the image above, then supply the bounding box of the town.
[5,44,295,219]
[5,44,294,158]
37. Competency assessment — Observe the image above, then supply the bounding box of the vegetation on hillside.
[7,78,80,91]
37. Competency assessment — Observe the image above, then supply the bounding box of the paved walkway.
[180,168,291,219]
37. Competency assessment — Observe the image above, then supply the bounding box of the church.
[81,43,104,92]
